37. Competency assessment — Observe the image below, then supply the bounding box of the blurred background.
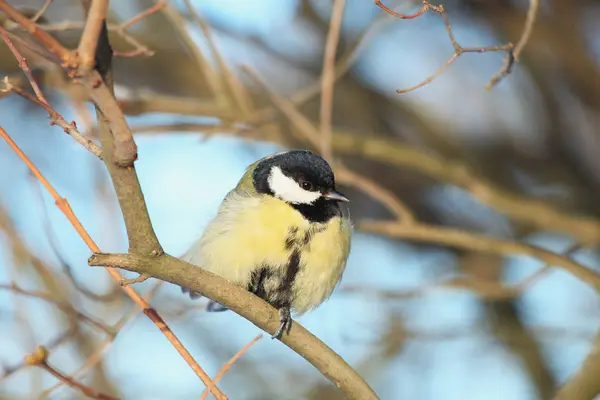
[1,0,600,399]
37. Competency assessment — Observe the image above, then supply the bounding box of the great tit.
[181,150,352,338]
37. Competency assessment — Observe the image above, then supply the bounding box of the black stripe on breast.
[248,266,273,300]
[271,250,301,309]
[247,251,302,310]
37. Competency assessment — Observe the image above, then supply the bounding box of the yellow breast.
[189,193,352,314]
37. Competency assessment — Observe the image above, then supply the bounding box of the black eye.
[300,180,313,191]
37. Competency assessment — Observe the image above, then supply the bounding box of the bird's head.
[252,150,349,205]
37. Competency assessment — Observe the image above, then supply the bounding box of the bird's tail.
[180,286,229,312]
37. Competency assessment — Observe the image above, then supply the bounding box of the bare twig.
[25,346,119,400]
[0,30,48,104]
[1,327,76,380]
[0,0,74,64]
[374,0,441,19]
[0,283,113,334]
[29,174,121,302]
[4,78,102,158]
[0,125,226,400]
[162,3,224,99]
[17,20,154,58]
[120,274,149,286]
[486,0,540,89]
[251,14,391,125]
[30,0,54,23]
[111,1,167,57]
[183,0,252,115]
[41,282,163,398]
[320,0,345,162]
[336,166,416,223]
[2,79,102,158]
[200,335,264,400]
[360,221,600,291]
[396,7,513,93]
[120,1,167,31]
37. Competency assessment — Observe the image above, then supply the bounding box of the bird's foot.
[206,300,229,312]
[272,307,292,339]
[181,286,203,300]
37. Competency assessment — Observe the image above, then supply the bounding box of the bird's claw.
[272,307,292,339]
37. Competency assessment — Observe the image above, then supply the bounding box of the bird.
[181,149,352,339]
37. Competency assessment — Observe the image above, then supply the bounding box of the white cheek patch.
[268,166,321,204]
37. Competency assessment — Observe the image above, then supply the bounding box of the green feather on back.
[234,152,286,194]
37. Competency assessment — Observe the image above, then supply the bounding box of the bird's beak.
[323,190,350,202]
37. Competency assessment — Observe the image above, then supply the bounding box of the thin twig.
[0,125,227,400]
[28,173,121,302]
[162,3,224,100]
[0,283,113,334]
[39,362,119,400]
[30,0,54,23]
[15,20,155,58]
[0,30,48,104]
[120,274,149,286]
[336,166,415,223]
[0,33,98,156]
[374,0,441,19]
[320,0,345,162]
[486,0,540,89]
[0,0,74,65]
[251,13,391,125]
[395,7,513,94]
[120,1,167,31]
[1,327,76,380]
[199,335,264,400]
[2,79,103,158]
[183,0,253,116]
[40,282,163,399]
[111,1,167,57]
[25,346,119,400]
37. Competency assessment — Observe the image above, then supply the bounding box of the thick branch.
[554,332,600,399]
[89,23,161,256]
[85,71,138,166]
[88,252,379,400]
[335,135,600,245]
[77,0,109,70]
[360,221,600,291]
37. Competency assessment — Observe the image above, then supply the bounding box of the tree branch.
[88,252,379,400]
[0,0,74,64]
[554,332,600,399]
[77,0,109,71]
[87,23,160,256]
[0,124,225,400]
[319,0,345,162]
[360,221,600,291]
